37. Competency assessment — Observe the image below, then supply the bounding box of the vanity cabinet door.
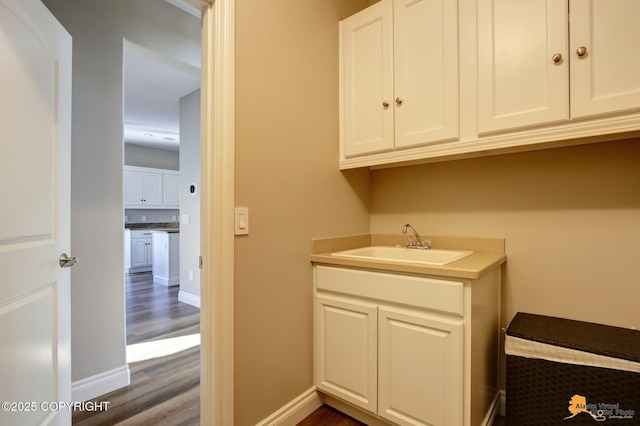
[378,306,463,426]
[316,294,378,414]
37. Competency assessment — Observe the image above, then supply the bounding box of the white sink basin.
[331,246,473,266]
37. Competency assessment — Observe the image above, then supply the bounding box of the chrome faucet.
[402,223,430,249]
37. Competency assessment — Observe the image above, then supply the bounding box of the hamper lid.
[506,312,640,363]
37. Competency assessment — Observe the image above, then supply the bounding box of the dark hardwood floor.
[297,405,365,426]
[72,272,200,425]
[297,405,506,426]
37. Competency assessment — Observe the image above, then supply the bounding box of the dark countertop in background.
[125,222,179,230]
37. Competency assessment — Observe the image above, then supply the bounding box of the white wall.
[125,143,179,170]
[42,0,200,385]
[178,89,201,303]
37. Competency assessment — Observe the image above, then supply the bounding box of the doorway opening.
[121,33,202,421]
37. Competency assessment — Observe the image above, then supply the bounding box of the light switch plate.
[235,207,249,235]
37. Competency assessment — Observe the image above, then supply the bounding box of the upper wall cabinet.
[339,0,459,165]
[478,0,640,134]
[124,165,180,209]
[339,0,640,169]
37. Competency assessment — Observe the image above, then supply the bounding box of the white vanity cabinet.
[124,166,180,209]
[124,230,153,273]
[314,265,500,426]
[477,0,640,134]
[340,0,459,159]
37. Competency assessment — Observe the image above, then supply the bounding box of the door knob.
[382,100,389,108]
[395,97,403,105]
[576,46,587,57]
[59,253,78,268]
[552,53,562,63]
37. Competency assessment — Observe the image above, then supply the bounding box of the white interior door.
[0,0,72,425]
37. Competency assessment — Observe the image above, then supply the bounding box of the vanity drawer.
[315,265,463,315]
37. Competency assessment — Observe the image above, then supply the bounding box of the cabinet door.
[477,0,569,134]
[340,0,394,158]
[131,237,151,268]
[570,0,640,119]
[163,173,180,207]
[393,0,459,149]
[378,307,463,426]
[316,294,378,414]
[142,172,162,207]
[124,170,143,206]
[144,236,153,265]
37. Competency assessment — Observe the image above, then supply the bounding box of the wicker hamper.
[505,312,640,425]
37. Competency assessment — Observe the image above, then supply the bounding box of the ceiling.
[123,30,200,152]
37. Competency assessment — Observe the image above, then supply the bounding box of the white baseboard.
[482,390,502,426]
[72,365,130,403]
[178,290,201,308]
[256,387,323,426]
[153,275,179,286]
[255,387,507,426]
[323,395,390,426]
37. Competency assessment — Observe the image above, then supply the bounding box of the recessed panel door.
[477,0,569,134]
[316,294,378,414]
[341,0,394,157]
[570,0,640,119]
[0,0,72,424]
[378,307,463,426]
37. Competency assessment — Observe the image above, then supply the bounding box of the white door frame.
[200,1,235,425]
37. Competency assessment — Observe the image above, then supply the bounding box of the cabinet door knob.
[395,97,403,105]
[382,100,389,108]
[552,53,562,63]
[576,46,587,57]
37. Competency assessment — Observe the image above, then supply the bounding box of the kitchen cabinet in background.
[124,165,180,209]
[124,230,153,273]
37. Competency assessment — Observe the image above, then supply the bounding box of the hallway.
[72,273,200,425]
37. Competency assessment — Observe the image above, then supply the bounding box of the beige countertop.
[310,234,506,280]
